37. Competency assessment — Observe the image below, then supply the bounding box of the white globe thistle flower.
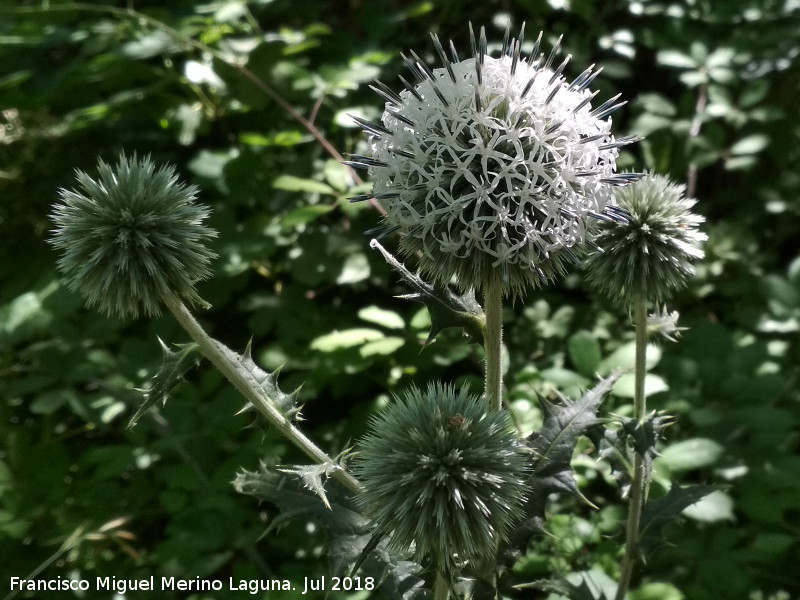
[349,25,641,298]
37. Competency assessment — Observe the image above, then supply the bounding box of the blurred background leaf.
[1,0,799,598]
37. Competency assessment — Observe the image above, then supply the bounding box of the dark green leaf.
[127,338,199,429]
[639,484,717,549]
[234,465,429,599]
[513,374,621,549]
[568,330,602,377]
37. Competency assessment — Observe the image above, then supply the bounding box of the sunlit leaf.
[682,489,735,522]
[310,328,384,352]
[612,373,669,398]
[359,337,405,357]
[598,342,662,374]
[656,50,697,69]
[358,306,405,330]
[658,438,724,472]
[730,134,770,156]
[337,253,371,284]
[273,174,336,195]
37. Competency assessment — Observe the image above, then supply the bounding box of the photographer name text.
[9,575,376,595]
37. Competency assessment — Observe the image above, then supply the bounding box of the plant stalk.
[434,571,450,600]
[163,295,363,495]
[483,270,503,412]
[615,292,649,600]
[686,81,708,199]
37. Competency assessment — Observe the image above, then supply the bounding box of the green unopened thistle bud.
[50,154,217,318]
[583,174,706,304]
[354,382,528,576]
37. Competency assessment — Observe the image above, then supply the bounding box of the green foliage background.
[1,0,798,598]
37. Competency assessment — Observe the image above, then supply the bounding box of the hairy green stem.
[483,271,503,412]
[163,295,363,495]
[615,292,648,600]
[434,572,450,600]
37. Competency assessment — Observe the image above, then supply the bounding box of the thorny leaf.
[277,452,351,509]
[233,339,303,422]
[588,411,674,497]
[639,484,716,553]
[511,374,621,549]
[127,338,199,429]
[370,239,484,344]
[234,464,429,600]
[647,308,686,342]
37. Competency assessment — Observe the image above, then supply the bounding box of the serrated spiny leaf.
[618,411,674,463]
[238,340,302,421]
[639,483,716,552]
[127,338,200,429]
[511,374,621,549]
[234,463,429,599]
[528,373,621,486]
[370,239,484,344]
[591,427,634,496]
[586,411,674,498]
[277,450,351,510]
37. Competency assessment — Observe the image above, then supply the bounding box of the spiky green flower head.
[354,382,528,576]
[348,24,642,298]
[50,153,217,318]
[583,173,706,304]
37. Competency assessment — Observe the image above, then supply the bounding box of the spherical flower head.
[354,382,528,576]
[50,153,217,318]
[583,173,706,304]
[350,25,641,298]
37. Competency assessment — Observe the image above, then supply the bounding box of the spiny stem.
[163,295,363,495]
[483,269,503,412]
[615,291,648,600]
